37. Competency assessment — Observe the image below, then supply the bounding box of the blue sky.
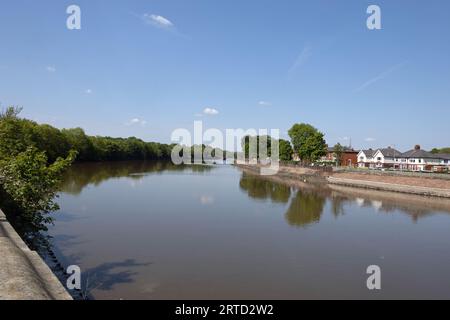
[0,0,449,151]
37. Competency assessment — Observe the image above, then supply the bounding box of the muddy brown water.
[49,161,450,299]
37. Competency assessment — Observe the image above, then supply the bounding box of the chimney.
[415,145,421,150]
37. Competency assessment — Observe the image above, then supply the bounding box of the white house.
[357,149,376,168]
[358,145,450,172]
[372,147,402,169]
[395,145,447,172]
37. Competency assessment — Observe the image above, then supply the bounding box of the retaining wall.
[0,209,72,300]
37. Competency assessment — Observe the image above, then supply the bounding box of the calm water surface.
[50,161,450,299]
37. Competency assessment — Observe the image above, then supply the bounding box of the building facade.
[324,146,359,167]
[358,145,450,172]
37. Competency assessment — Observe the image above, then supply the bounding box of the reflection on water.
[51,161,450,299]
[60,161,214,195]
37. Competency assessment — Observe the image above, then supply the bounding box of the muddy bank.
[236,163,450,199]
[235,163,327,189]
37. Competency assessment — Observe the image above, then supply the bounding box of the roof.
[401,149,436,159]
[360,149,375,157]
[434,153,450,160]
[327,146,359,153]
[377,147,402,157]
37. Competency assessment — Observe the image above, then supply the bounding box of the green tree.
[61,128,95,161]
[431,147,450,154]
[288,123,327,164]
[333,143,344,166]
[241,135,273,160]
[279,139,293,161]
[0,147,76,245]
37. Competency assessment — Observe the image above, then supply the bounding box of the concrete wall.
[327,177,450,198]
[333,167,450,180]
[0,209,72,300]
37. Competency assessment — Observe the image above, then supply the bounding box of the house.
[323,146,359,167]
[395,145,448,172]
[357,149,376,168]
[372,147,403,169]
[358,144,450,172]
[436,153,450,171]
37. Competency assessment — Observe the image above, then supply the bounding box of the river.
[49,161,450,299]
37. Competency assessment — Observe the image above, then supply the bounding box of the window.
[377,157,381,161]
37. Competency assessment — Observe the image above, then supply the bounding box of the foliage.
[333,143,344,166]
[0,147,76,234]
[279,139,293,161]
[288,123,327,164]
[241,135,273,160]
[0,106,174,163]
[431,147,450,154]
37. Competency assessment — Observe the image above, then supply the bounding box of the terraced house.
[358,145,450,172]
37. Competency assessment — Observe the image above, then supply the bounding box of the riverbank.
[235,163,450,198]
[0,209,72,300]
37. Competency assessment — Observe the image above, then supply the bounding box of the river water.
[50,161,450,299]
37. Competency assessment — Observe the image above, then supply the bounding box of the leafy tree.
[61,128,95,161]
[431,147,450,154]
[241,135,273,160]
[333,143,344,166]
[288,123,327,164]
[279,139,293,161]
[0,147,76,246]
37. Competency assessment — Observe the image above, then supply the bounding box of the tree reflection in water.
[239,172,292,204]
[239,172,327,228]
[284,190,326,228]
[60,161,214,195]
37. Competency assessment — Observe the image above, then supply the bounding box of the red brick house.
[323,146,359,167]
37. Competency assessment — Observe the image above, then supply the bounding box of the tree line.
[242,123,327,164]
[0,106,173,245]
[0,107,174,164]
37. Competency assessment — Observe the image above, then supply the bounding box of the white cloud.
[46,66,56,73]
[258,101,272,106]
[142,14,174,29]
[126,118,147,126]
[289,45,312,74]
[203,107,219,116]
[355,61,408,93]
[85,89,92,94]
[365,137,376,142]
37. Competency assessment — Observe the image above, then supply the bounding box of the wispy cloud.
[258,101,272,107]
[142,14,174,29]
[85,89,92,94]
[289,45,312,74]
[125,118,147,126]
[354,61,408,93]
[365,137,376,142]
[46,66,56,73]
[203,107,219,116]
